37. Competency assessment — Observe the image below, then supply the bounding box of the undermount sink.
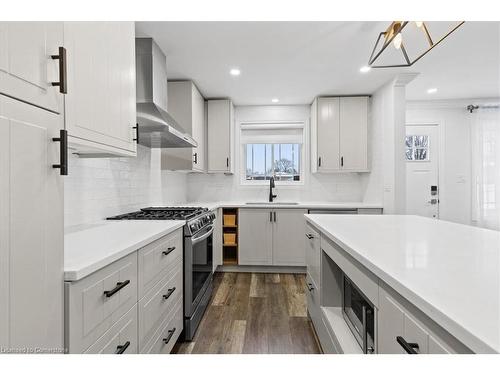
[245,202,299,205]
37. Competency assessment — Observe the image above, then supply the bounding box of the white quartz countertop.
[64,220,185,281]
[304,214,500,354]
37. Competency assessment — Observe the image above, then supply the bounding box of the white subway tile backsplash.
[64,145,187,227]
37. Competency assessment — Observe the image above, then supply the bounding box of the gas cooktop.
[106,206,209,221]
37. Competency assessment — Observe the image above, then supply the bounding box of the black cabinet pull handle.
[226,157,229,168]
[163,328,176,345]
[104,280,130,298]
[270,212,272,222]
[193,152,198,164]
[51,46,67,94]
[273,212,276,222]
[341,156,344,167]
[162,246,176,256]
[133,123,139,143]
[396,336,419,354]
[305,233,314,239]
[52,129,68,175]
[318,157,322,167]
[115,341,130,354]
[306,283,314,291]
[162,287,176,300]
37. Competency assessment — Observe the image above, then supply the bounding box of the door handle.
[396,336,419,354]
[194,152,198,164]
[52,129,68,175]
[341,156,344,167]
[115,341,130,354]
[104,280,130,298]
[226,157,229,168]
[51,47,67,94]
[318,157,322,167]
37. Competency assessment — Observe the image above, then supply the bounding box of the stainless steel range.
[107,206,215,340]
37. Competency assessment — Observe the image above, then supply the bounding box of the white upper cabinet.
[0,22,64,114]
[207,99,234,173]
[162,81,205,171]
[311,96,369,173]
[64,22,137,157]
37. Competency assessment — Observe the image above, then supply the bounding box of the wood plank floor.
[173,272,322,354]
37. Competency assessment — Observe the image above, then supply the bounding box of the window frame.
[239,121,305,186]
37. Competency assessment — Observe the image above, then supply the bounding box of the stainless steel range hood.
[135,38,197,148]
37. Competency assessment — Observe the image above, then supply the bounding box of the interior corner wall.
[362,79,407,214]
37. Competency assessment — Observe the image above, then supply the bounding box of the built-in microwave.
[342,275,376,354]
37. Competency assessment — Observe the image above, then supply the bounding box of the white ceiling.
[135,21,500,105]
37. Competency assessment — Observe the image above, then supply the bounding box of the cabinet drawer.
[84,304,138,354]
[141,299,183,354]
[138,260,183,349]
[138,229,183,298]
[65,252,138,353]
[305,222,321,288]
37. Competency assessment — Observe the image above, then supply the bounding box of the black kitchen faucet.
[269,176,277,202]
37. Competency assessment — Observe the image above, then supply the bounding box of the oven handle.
[191,225,214,245]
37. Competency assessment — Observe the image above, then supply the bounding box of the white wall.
[405,100,476,225]
[187,105,365,203]
[64,145,188,227]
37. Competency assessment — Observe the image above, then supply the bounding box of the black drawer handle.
[115,341,130,354]
[306,282,314,292]
[163,328,176,345]
[162,287,176,300]
[396,336,419,354]
[305,233,314,239]
[133,123,139,143]
[104,280,130,298]
[162,246,176,256]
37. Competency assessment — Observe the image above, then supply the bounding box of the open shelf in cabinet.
[222,208,238,265]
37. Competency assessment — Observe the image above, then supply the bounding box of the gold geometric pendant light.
[368,21,465,68]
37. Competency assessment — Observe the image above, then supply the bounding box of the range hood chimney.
[135,38,197,148]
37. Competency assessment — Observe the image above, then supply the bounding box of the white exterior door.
[406,125,439,219]
[238,209,273,265]
[0,22,64,114]
[272,209,307,266]
[0,94,64,351]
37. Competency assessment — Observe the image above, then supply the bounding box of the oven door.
[184,224,214,317]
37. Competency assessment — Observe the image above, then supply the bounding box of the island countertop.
[304,214,500,354]
[64,220,185,281]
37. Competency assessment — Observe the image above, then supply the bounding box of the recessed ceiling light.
[360,66,371,73]
[230,68,241,76]
[272,98,279,103]
[427,88,438,94]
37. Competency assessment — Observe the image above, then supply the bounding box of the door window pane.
[405,135,429,161]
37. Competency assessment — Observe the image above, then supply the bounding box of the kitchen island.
[304,214,500,354]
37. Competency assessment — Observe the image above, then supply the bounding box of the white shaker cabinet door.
[64,22,137,156]
[0,22,64,113]
[272,209,308,266]
[207,99,233,173]
[0,94,64,351]
[339,96,368,171]
[238,209,273,265]
[316,97,340,171]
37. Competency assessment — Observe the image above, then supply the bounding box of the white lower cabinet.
[239,208,307,266]
[84,305,138,354]
[305,222,321,288]
[65,228,184,354]
[378,283,469,354]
